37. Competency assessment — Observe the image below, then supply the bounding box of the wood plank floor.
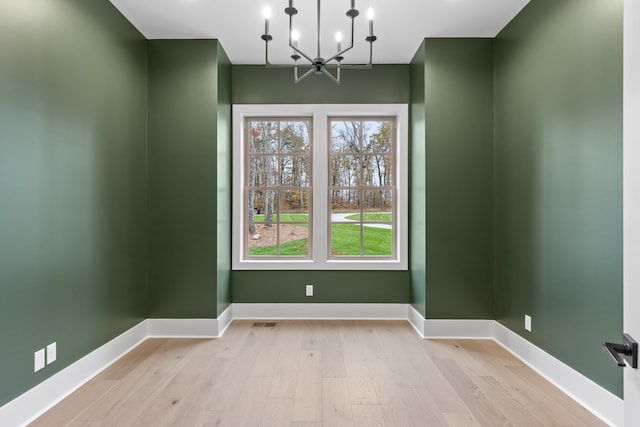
[30,320,606,427]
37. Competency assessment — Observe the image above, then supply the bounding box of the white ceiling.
[108,0,530,65]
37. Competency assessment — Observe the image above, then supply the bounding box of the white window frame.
[232,104,408,271]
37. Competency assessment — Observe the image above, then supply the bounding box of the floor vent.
[252,322,277,327]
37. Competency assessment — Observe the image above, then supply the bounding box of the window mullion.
[314,112,328,264]
[359,119,364,257]
[276,121,281,256]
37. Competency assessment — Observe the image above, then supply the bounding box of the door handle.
[602,333,638,368]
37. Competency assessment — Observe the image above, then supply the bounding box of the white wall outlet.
[305,284,313,297]
[34,349,45,372]
[525,314,532,332]
[46,342,57,365]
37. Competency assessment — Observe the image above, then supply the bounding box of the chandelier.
[261,0,377,85]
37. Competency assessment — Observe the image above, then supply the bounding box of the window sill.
[232,258,408,271]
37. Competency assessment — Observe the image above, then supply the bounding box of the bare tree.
[248,120,311,238]
[366,121,392,209]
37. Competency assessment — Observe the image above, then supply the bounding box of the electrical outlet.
[306,284,313,297]
[34,349,45,372]
[525,314,532,332]
[46,342,57,365]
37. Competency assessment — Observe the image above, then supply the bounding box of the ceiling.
[108,0,530,65]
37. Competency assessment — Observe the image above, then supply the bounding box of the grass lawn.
[331,224,392,256]
[248,224,392,256]
[248,238,309,256]
[253,213,308,222]
[344,212,392,222]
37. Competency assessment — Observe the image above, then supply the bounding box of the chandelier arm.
[294,66,316,84]
[266,64,309,69]
[288,9,314,64]
[324,14,356,64]
[264,40,270,66]
[325,40,374,69]
[289,47,314,65]
[265,40,303,68]
[321,66,341,85]
[325,64,370,69]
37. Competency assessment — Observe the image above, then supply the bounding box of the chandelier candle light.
[261,0,377,85]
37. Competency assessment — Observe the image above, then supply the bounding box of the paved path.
[330,213,392,230]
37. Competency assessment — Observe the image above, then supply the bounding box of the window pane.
[249,155,278,187]
[364,190,393,214]
[248,223,310,258]
[330,155,361,187]
[363,120,393,187]
[280,121,311,153]
[363,153,392,186]
[331,120,362,153]
[280,190,310,221]
[363,225,392,256]
[278,225,309,257]
[331,223,361,256]
[247,223,277,256]
[280,156,310,187]
[330,189,361,219]
[248,189,277,223]
[363,121,392,153]
[249,121,278,154]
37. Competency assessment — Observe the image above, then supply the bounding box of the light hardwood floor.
[30,320,607,427]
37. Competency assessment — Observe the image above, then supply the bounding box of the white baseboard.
[0,320,148,427]
[146,307,232,338]
[408,304,426,337]
[146,318,219,338]
[217,305,234,336]
[408,306,495,339]
[1,304,623,427]
[231,303,409,320]
[493,321,623,427]
[425,319,495,339]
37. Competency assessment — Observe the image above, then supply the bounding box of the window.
[232,105,407,270]
[245,119,312,259]
[329,118,396,259]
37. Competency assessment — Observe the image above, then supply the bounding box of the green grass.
[331,224,392,256]
[344,212,392,222]
[362,227,393,256]
[253,213,308,222]
[248,224,392,257]
[248,238,309,257]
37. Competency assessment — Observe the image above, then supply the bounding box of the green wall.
[148,40,231,318]
[232,271,409,303]
[0,0,147,406]
[216,45,232,316]
[494,0,623,397]
[410,39,495,319]
[231,64,411,303]
[409,42,427,317]
[231,65,410,104]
